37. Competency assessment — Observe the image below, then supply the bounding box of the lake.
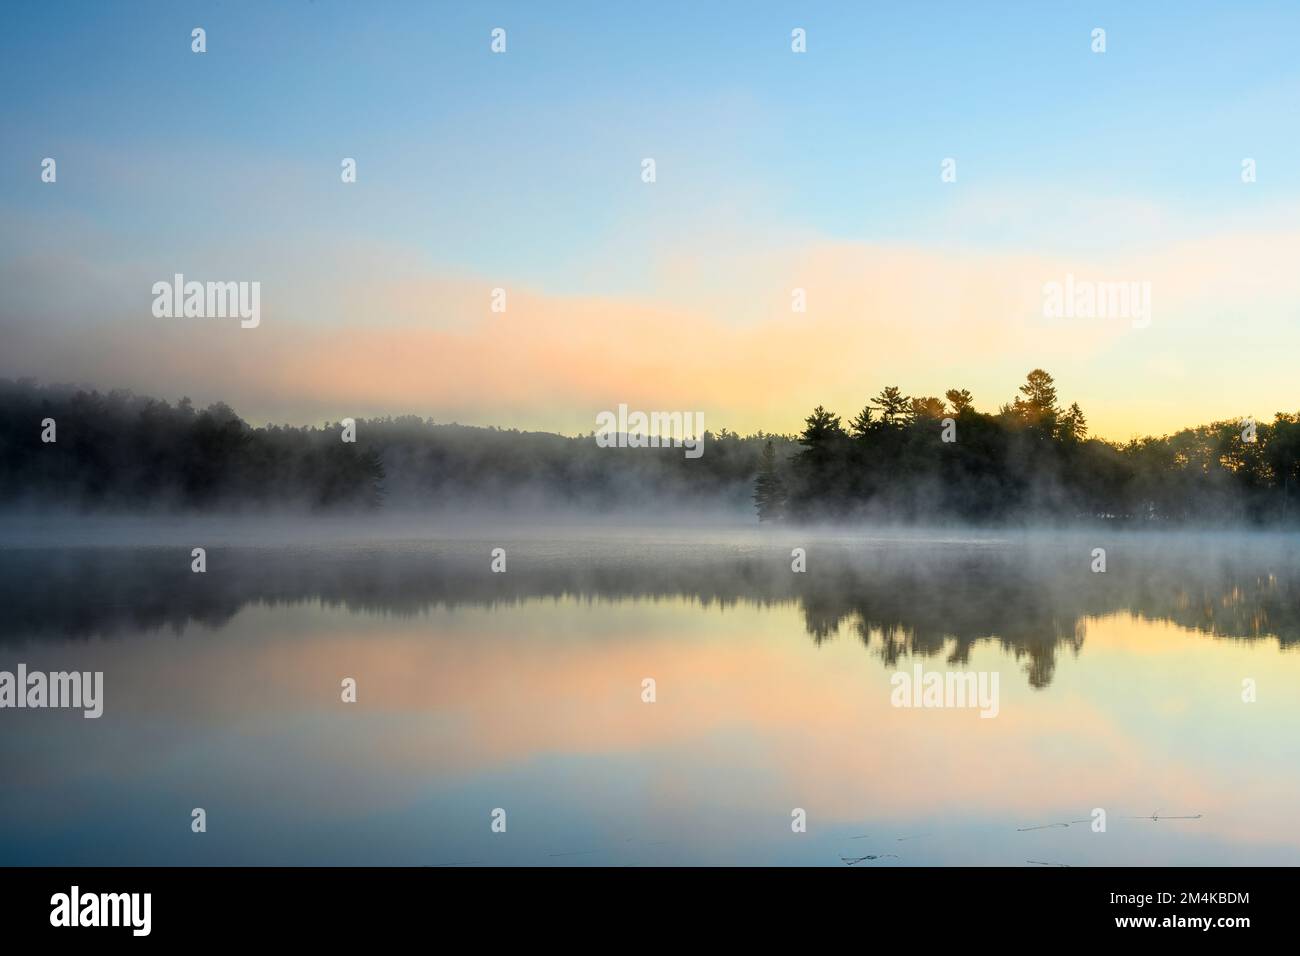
[2,522,1298,865]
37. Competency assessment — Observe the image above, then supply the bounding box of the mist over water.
[2,521,1298,865]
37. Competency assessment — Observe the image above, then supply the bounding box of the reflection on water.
[1,529,1299,865]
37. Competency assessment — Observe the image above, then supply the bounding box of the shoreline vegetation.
[2,371,1298,526]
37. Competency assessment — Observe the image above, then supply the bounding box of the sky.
[3,1,1300,440]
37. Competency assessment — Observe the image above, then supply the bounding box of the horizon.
[4,2,1300,441]
[7,371,1298,446]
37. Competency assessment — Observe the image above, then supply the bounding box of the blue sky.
[6,2,1299,267]
[3,2,1300,436]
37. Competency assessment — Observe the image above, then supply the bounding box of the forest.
[0,378,771,513]
[1,372,1297,525]
[756,369,1300,524]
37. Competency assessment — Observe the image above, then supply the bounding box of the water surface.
[2,526,1298,865]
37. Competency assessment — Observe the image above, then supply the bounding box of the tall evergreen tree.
[871,386,911,426]
[1060,402,1088,441]
[849,405,876,438]
[800,405,846,446]
[1012,369,1060,433]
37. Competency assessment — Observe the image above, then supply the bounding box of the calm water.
[2,525,1299,866]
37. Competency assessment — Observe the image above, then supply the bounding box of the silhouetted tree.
[909,396,946,420]
[871,386,911,426]
[1060,402,1088,442]
[800,405,845,445]
[945,388,975,414]
[849,405,876,438]
[1012,368,1060,435]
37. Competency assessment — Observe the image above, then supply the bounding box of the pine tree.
[1060,402,1088,441]
[944,388,974,414]
[1012,369,1060,433]
[849,405,876,438]
[871,386,911,426]
[909,396,946,420]
[800,405,845,446]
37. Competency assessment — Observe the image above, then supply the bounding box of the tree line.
[0,379,781,512]
[3,374,1298,524]
[754,369,1300,525]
